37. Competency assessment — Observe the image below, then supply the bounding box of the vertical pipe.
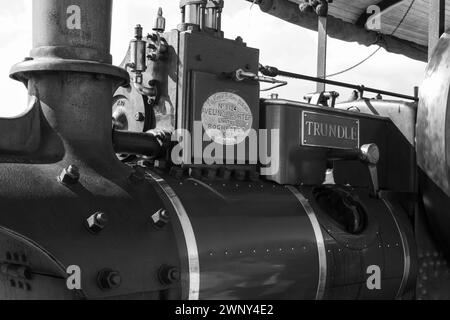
[31,0,114,63]
[10,0,128,164]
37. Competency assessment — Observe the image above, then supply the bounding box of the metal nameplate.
[301,111,360,150]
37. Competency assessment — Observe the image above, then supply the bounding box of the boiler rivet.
[97,269,121,290]
[135,112,145,122]
[158,265,180,285]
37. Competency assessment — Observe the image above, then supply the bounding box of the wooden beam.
[317,16,327,92]
[428,0,445,59]
[249,0,428,62]
[355,0,403,27]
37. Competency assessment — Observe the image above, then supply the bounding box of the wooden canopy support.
[428,0,446,59]
[317,16,327,92]
[246,0,428,62]
[355,0,403,27]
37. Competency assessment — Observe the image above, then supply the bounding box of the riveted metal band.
[287,186,327,300]
[382,198,411,299]
[146,172,200,300]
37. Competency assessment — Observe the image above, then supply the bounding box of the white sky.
[0,0,426,117]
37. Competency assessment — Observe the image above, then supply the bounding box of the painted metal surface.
[335,99,417,146]
[381,197,413,299]
[301,111,360,150]
[145,172,200,300]
[0,226,82,300]
[0,0,179,300]
[0,0,446,300]
[286,186,326,300]
[31,0,114,63]
[417,32,450,257]
[167,178,321,300]
[300,187,416,299]
[417,33,450,194]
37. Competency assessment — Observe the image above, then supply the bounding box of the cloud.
[0,1,425,118]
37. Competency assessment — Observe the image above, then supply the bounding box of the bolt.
[152,209,170,229]
[204,168,217,181]
[86,212,108,234]
[0,263,32,280]
[58,165,80,185]
[235,170,247,181]
[135,112,145,122]
[158,265,180,285]
[249,171,260,182]
[97,269,121,290]
[169,167,185,179]
[218,168,231,180]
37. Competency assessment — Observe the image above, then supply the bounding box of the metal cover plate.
[301,111,360,150]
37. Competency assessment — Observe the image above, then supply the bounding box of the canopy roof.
[249,0,450,61]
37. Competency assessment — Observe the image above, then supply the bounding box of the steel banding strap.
[382,198,411,299]
[146,172,200,300]
[287,186,327,300]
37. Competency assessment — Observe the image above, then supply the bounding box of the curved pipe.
[113,130,163,157]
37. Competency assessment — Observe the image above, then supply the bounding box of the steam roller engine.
[5,0,447,300]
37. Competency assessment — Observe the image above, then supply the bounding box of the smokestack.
[9,0,129,166]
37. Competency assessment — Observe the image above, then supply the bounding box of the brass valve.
[153,7,166,33]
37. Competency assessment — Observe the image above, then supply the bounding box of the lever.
[328,143,380,198]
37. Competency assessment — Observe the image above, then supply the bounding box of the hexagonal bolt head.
[58,165,80,185]
[152,209,170,229]
[169,167,185,179]
[249,171,260,182]
[204,168,217,181]
[86,212,108,234]
[135,112,145,122]
[158,265,180,285]
[97,269,121,290]
[234,170,247,181]
[218,168,231,180]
